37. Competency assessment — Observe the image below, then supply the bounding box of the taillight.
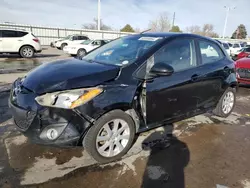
[33,39,39,43]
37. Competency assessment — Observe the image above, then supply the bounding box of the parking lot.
[0,48,250,188]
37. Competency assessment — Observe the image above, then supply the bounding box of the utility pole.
[222,6,236,39]
[97,0,101,30]
[172,12,175,28]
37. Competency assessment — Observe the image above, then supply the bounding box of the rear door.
[145,37,205,126]
[1,30,27,52]
[196,38,231,110]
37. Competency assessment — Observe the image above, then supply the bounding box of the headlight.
[35,87,103,109]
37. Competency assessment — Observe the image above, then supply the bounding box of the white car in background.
[63,39,109,58]
[0,29,42,58]
[231,43,244,56]
[222,42,231,56]
[55,34,89,50]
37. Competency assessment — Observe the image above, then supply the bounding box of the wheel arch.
[77,48,87,53]
[19,44,35,53]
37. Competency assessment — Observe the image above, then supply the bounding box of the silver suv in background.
[0,29,42,58]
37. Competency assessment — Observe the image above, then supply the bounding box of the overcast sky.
[0,0,249,37]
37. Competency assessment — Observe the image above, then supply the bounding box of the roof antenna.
[140,29,151,34]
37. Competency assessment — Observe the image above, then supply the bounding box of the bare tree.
[82,18,112,31]
[134,27,141,33]
[148,12,171,32]
[186,25,202,35]
[202,24,213,36]
[186,24,219,38]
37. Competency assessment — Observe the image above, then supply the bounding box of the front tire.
[84,110,136,163]
[213,87,236,118]
[61,43,67,50]
[20,46,34,58]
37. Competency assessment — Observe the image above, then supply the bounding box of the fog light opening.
[46,128,59,140]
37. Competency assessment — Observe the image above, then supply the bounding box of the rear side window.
[16,31,28,37]
[79,36,88,40]
[1,30,27,38]
[245,48,250,52]
[198,40,224,64]
[2,30,17,37]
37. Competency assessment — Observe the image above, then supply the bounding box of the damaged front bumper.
[9,79,91,147]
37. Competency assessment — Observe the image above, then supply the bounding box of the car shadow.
[141,124,190,188]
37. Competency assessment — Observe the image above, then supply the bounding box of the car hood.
[236,58,250,68]
[22,59,120,94]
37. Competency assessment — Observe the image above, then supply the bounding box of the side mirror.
[150,63,174,77]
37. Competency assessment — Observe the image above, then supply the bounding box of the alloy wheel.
[222,91,234,114]
[96,119,130,157]
[78,49,86,57]
[22,47,33,57]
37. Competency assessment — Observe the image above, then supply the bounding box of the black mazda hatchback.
[9,32,237,163]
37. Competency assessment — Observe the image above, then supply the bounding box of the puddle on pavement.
[0,59,41,74]
[5,135,83,171]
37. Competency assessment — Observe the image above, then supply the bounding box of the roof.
[0,28,28,32]
[136,32,213,41]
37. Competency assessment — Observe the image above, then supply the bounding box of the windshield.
[81,40,92,45]
[63,35,72,40]
[83,35,164,66]
[222,43,229,49]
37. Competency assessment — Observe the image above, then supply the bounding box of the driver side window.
[153,39,197,72]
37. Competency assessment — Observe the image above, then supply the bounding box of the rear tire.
[19,46,34,58]
[213,87,236,118]
[77,49,86,58]
[83,110,135,163]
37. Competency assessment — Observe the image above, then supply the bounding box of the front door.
[145,38,202,126]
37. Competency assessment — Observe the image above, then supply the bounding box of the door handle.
[191,74,199,81]
[18,40,23,41]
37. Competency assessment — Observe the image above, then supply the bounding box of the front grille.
[237,68,250,79]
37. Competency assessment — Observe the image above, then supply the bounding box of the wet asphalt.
[1,50,250,188]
